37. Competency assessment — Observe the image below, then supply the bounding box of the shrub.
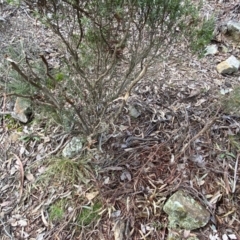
[5,0,214,139]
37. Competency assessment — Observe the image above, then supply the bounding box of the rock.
[11,97,32,123]
[0,16,6,23]
[227,21,240,42]
[62,137,83,158]
[163,190,210,230]
[128,105,141,118]
[216,21,240,42]
[216,55,240,74]
[221,45,229,53]
[205,44,218,56]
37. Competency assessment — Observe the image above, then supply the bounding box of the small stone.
[227,21,240,42]
[221,45,229,53]
[216,55,240,74]
[163,190,210,230]
[128,105,141,118]
[0,16,6,22]
[205,44,218,56]
[62,137,83,158]
[11,97,32,123]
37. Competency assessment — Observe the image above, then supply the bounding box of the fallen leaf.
[0,201,12,207]
[228,234,237,239]
[183,229,191,238]
[120,171,131,181]
[86,191,99,201]
[36,233,45,240]
[18,219,28,227]
[140,223,146,234]
[26,172,35,182]
[104,177,110,184]
[111,210,121,218]
[222,234,228,240]
[195,98,206,106]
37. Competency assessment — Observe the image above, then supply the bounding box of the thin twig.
[112,64,148,122]
[64,95,90,134]
[177,109,221,158]
[13,154,24,200]
[0,93,34,99]
[0,218,13,240]
[0,111,12,115]
[232,153,239,193]
[36,134,69,161]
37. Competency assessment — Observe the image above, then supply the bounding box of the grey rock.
[227,21,240,41]
[216,55,240,74]
[163,190,210,230]
[0,16,6,22]
[205,44,218,56]
[128,105,141,118]
[11,97,32,123]
[62,137,83,158]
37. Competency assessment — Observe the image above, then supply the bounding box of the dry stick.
[64,95,91,134]
[39,54,57,86]
[13,154,24,200]
[35,134,69,161]
[112,64,148,122]
[0,93,34,99]
[177,115,220,159]
[3,154,24,216]
[94,22,130,87]
[7,58,61,109]
[0,111,12,115]
[0,218,13,240]
[232,153,239,193]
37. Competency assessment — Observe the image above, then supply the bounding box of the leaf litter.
[0,0,240,239]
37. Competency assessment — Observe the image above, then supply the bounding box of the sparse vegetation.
[222,86,240,114]
[3,0,213,139]
[49,199,66,223]
[77,202,102,226]
[36,156,92,186]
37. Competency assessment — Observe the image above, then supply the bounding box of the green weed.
[77,202,102,226]
[49,199,66,222]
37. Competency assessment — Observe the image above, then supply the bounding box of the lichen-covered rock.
[62,137,83,158]
[216,55,240,74]
[11,97,32,123]
[163,190,210,230]
[216,21,240,42]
